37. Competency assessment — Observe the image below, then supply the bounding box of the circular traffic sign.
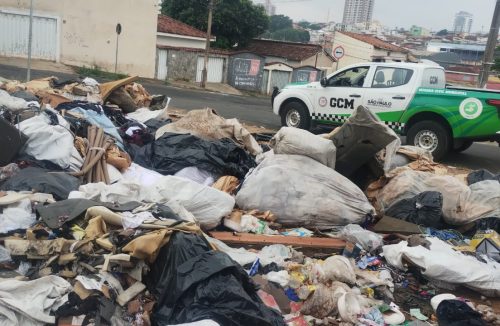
[333,46,345,59]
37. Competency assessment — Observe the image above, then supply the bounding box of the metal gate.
[157,49,168,80]
[196,56,224,83]
[0,11,58,61]
[270,70,291,92]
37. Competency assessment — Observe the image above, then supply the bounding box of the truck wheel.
[452,140,473,153]
[281,101,310,129]
[407,121,451,160]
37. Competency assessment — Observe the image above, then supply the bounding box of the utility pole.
[201,0,214,88]
[479,0,500,88]
[26,0,34,82]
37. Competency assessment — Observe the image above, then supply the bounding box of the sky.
[261,0,495,32]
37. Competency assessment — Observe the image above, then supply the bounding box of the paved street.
[1,63,499,172]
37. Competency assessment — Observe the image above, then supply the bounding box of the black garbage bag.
[467,169,500,185]
[436,299,486,326]
[131,133,256,179]
[0,167,80,200]
[385,191,444,228]
[146,232,286,326]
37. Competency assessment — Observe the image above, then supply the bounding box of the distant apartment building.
[453,11,473,34]
[410,25,431,37]
[263,0,276,16]
[342,0,375,29]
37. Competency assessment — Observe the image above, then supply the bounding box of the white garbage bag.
[383,237,500,296]
[378,168,500,225]
[70,176,234,230]
[235,154,375,229]
[270,127,336,169]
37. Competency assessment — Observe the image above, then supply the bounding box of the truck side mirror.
[320,77,327,87]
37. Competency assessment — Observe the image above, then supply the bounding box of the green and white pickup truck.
[272,62,500,159]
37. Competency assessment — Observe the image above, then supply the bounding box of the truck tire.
[452,140,473,153]
[281,101,310,130]
[407,120,451,160]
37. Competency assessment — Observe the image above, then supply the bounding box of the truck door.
[314,66,369,124]
[363,66,415,127]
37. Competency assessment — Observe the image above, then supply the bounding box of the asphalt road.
[1,64,499,172]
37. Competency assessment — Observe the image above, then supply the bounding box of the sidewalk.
[167,79,244,96]
[0,56,75,75]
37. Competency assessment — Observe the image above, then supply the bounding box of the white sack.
[378,168,500,225]
[236,154,375,229]
[70,176,234,230]
[339,224,383,252]
[0,275,71,326]
[383,237,500,296]
[0,89,37,111]
[0,198,36,233]
[270,127,336,169]
[18,110,81,170]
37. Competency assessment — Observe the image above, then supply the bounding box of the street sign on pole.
[115,23,122,74]
[333,46,345,60]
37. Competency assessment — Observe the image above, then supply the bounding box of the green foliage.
[76,66,127,80]
[269,15,293,31]
[264,15,310,43]
[161,0,269,49]
[262,28,310,43]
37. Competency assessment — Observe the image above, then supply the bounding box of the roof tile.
[242,39,335,62]
[341,32,409,53]
[157,15,207,39]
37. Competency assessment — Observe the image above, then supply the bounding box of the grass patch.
[76,66,128,81]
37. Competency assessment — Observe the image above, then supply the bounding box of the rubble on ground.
[0,75,499,326]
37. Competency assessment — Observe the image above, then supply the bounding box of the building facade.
[0,0,158,78]
[342,0,375,29]
[453,11,473,34]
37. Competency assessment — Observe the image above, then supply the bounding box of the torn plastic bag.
[1,167,81,200]
[436,300,486,326]
[145,232,286,326]
[339,224,383,252]
[269,127,336,169]
[36,198,142,229]
[236,154,375,229]
[326,105,398,177]
[70,176,234,230]
[0,199,36,234]
[385,191,444,228]
[17,109,82,170]
[0,118,28,166]
[155,108,262,155]
[468,169,500,185]
[131,133,256,179]
[376,168,500,225]
[383,237,500,296]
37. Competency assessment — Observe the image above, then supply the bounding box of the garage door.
[196,56,224,83]
[0,11,58,61]
[157,49,168,80]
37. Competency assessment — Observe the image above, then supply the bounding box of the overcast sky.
[262,0,495,32]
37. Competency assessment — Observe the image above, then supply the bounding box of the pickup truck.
[272,62,500,159]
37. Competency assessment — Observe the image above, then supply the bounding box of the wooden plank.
[209,232,346,249]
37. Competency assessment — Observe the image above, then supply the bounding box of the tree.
[270,14,293,32]
[436,29,449,36]
[161,0,269,49]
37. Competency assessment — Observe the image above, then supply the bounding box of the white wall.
[332,31,374,69]
[1,0,158,78]
[157,33,206,49]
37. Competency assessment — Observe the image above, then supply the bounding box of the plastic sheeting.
[385,191,444,228]
[236,154,375,229]
[1,167,81,200]
[339,224,383,252]
[327,106,398,177]
[270,127,336,169]
[132,133,256,179]
[376,168,500,225]
[0,89,38,111]
[67,107,124,147]
[468,169,500,185]
[17,110,82,171]
[383,237,500,296]
[145,232,286,326]
[174,167,216,186]
[155,108,262,156]
[70,176,234,230]
[0,199,35,233]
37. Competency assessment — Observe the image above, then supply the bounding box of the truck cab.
[272,62,500,159]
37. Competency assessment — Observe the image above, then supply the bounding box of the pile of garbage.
[0,75,499,326]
